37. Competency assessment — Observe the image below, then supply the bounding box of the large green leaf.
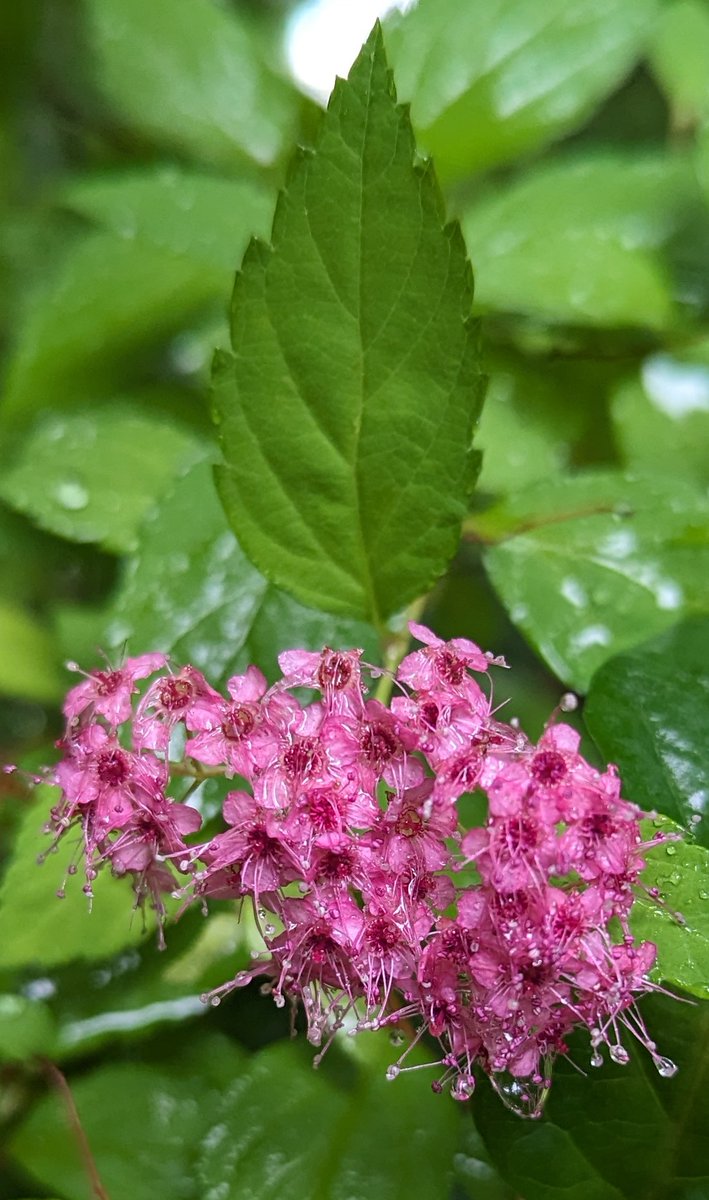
[585,619,709,845]
[475,995,709,1200]
[9,1034,248,1200]
[213,25,484,626]
[195,1038,458,1200]
[82,0,299,170]
[0,406,203,553]
[0,791,155,970]
[385,0,660,181]
[1,170,273,426]
[648,0,709,127]
[475,472,709,692]
[0,603,63,703]
[60,166,274,270]
[461,153,691,329]
[612,352,709,487]
[106,460,379,686]
[476,352,591,496]
[10,1035,458,1200]
[632,817,709,1000]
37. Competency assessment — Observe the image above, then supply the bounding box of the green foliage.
[586,619,709,845]
[9,1036,458,1200]
[475,996,709,1200]
[0,407,203,554]
[213,26,485,625]
[0,792,157,970]
[2,2,709,1198]
[82,0,300,170]
[476,472,709,691]
[106,460,379,685]
[386,0,660,180]
[461,153,691,329]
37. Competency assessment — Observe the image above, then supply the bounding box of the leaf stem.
[41,1058,112,1200]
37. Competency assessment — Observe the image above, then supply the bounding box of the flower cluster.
[42,624,676,1116]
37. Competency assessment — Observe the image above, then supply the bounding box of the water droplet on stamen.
[656,1056,677,1078]
[386,1065,400,1081]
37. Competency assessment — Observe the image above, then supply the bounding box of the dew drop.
[699,890,709,901]
[656,1056,678,1078]
[385,1065,400,1081]
[590,1051,603,1068]
[666,845,677,856]
[560,692,578,712]
[54,477,89,511]
[609,1045,630,1065]
[210,996,221,1008]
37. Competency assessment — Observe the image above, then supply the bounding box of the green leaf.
[631,817,709,1000]
[0,993,56,1062]
[60,166,274,271]
[213,25,484,625]
[9,1034,248,1200]
[475,995,709,1200]
[0,602,63,703]
[648,0,709,127]
[83,0,299,170]
[385,0,660,181]
[476,352,588,495]
[476,471,709,692]
[586,619,709,846]
[1,170,273,426]
[10,1034,458,1200]
[0,790,156,970]
[461,153,690,329]
[612,352,709,487]
[0,406,203,553]
[106,460,379,686]
[196,1037,458,1200]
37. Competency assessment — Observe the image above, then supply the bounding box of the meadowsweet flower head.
[37,622,678,1115]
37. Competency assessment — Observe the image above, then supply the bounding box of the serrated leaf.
[0,406,203,553]
[631,817,709,1000]
[1,170,273,426]
[83,0,299,170]
[585,620,709,847]
[9,1034,247,1200]
[461,153,690,329]
[0,791,155,970]
[612,353,709,487]
[475,996,709,1200]
[106,460,379,687]
[0,602,63,703]
[476,472,709,692]
[213,25,484,626]
[385,0,660,181]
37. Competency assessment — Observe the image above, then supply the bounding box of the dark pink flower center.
[96,748,129,786]
[94,670,123,696]
[531,751,567,786]
[317,849,354,882]
[318,650,352,691]
[222,705,255,741]
[437,649,465,686]
[395,807,424,838]
[361,722,398,768]
[366,917,400,955]
[159,678,193,712]
[283,738,321,778]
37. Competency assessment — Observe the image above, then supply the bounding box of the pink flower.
[64,652,167,727]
